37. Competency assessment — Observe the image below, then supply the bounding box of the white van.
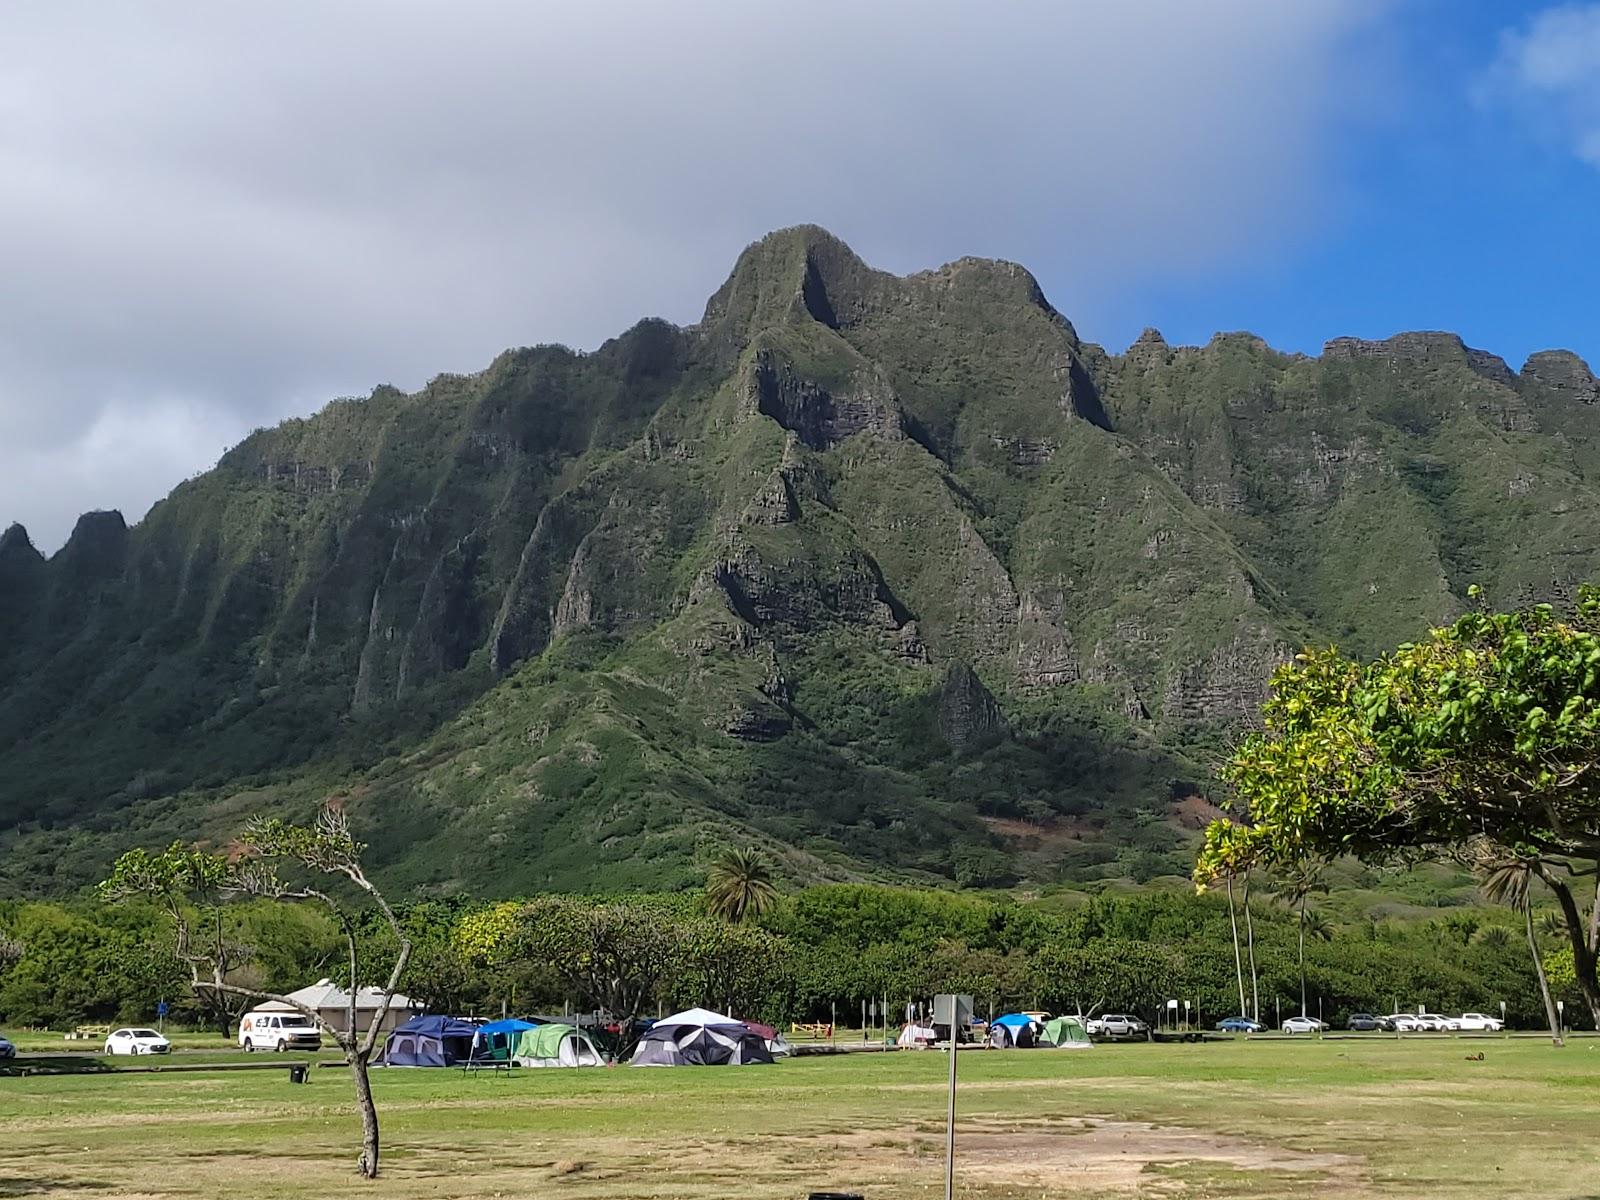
[239,1009,323,1052]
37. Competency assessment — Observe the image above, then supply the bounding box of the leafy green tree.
[705,848,778,924]
[101,807,411,1179]
[1199,587,1600,1027]
[508,898,675,1043]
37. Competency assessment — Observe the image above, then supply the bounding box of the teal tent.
[473,1018,538,1062]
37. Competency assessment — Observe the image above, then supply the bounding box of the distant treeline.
[0,885,1577,1031]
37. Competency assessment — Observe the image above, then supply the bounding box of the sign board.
[933,994,974,1027]
[1167,999,1179,1009]
[156,1001,168,1017]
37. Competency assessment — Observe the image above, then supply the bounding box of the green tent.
[1042,1016,1092,1049]
[512,1023,607,1068]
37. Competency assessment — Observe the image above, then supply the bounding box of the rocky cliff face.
[3,224,1598,897]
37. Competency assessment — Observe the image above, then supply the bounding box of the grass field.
[2,1039,1597,1199]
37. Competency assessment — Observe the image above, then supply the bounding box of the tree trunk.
[1589,872,1599,956]
[1227,876,1247,1018]
[1298,900,1307,1019]
[1535,867,1600,1030]
[1525,902,1563,1047]
[1242,875,1260,1023]
[350,1051,381,1179]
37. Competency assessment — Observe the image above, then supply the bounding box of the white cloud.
[1486,3,1600,167]
[0,0,1397,551]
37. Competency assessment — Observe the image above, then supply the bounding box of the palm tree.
[705,848,778,924]
[1537,910,1568,942]
[1226,873,1248,1019]
[1270,864,1329,1018]
[1476,851,1562,1046]
[1242,871,1260,1022]
[1472,925,1514,949]
[1303,908,1335,945]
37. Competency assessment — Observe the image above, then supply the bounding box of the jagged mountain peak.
[1521,349,1598,403]
[0,523,41,563]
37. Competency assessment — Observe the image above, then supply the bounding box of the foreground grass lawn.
[2,1039,1596,1198]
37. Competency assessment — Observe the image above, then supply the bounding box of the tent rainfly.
[383,1015,480,1067]
[473,1018,538,1062]
[631,1007,773,1067]
[987,1013,1045,1049]
[512,1023,607,1068]
[1042,1015,1093,1049]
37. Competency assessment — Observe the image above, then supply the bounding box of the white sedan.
[104,1028,171,1055]
[1281,1016,1327,1034]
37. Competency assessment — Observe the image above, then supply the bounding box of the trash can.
[288,1063,309,1084]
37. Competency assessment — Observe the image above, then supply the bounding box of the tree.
[1474,847,1563,1045]
[1270,864,1329,1018]
[705,848,778,924]
[1198,587,1600,1028]
[1240,873,1262,1021]
[101,807,411,1178]
[509,898,675,1046]
[1225,874,1247,1019]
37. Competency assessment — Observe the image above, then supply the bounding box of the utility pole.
[945,1027,958,1200]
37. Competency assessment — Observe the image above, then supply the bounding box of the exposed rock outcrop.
[1522,350,1598,404]
[749,352,903,450]
[938,660,1009,753]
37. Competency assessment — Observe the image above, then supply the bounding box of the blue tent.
[993,1013,1034,1029]
[472,1018,539,1062]
[384,1015,481,1067]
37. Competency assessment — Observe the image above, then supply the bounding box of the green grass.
[1,1039,1596,1198]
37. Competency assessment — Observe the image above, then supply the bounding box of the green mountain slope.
[3,226,1597,897]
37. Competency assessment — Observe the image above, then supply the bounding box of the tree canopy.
[1199,586,1600,1024]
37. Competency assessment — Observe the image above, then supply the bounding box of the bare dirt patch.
[798,1116,1363,1195]
[1169,794,1226,830]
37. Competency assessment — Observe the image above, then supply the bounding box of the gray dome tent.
[631,1008,774,1067]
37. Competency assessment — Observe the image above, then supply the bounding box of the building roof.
[261,978,416,1012]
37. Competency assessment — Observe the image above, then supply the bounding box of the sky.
[3,0,1598,553]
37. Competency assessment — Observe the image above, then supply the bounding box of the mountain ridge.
[2,224,1597,898]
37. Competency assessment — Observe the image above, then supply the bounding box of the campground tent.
[631,1008,774,1067]
[383,1015,481,1067]
[512,1022,607,1068]
[472,1018,538,1063]
[898,1022,938,1047]
[988,1013,1045,1049]
[1041,1015,1092,1049]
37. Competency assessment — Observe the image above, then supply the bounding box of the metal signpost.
[934,993,973,1200]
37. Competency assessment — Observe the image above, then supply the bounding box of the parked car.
[1216,1016,1265,1033]
[1346,1012,1384,1031]
[1281,1016,1327,1034]
[1456,1012,1504,1032]
[1413,1013,1460,1031]
[1086,1014,1148,1037]
[239,1010,322,1052]
[0,1033,14,1059]
[1385,1013,1422,1032]
[104,1028,171,1055]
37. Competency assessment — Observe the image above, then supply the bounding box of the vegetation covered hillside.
[2,227,1597,898]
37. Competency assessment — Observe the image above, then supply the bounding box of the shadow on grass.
[1,1055,115,1077]
[0,1179,112,1196]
